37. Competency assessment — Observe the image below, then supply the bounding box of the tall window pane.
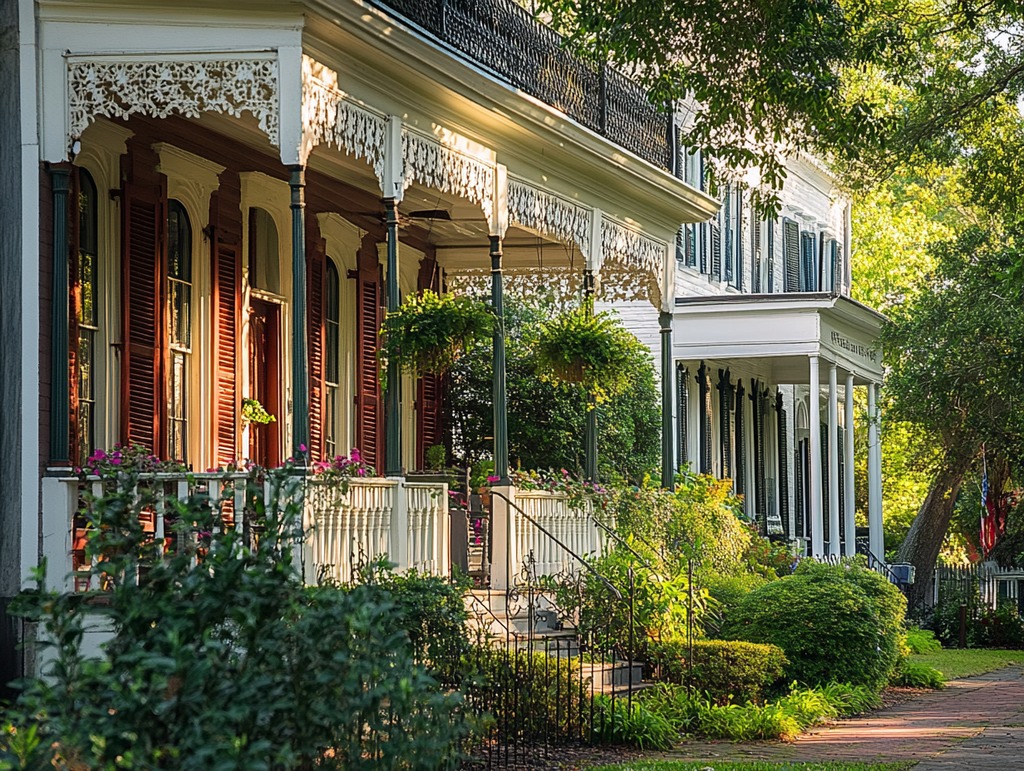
[168,200,192,463]
[325,258,341,458]
[77,170,99,461]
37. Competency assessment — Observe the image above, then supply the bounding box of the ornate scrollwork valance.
[68,55,279,146]
[402,129,495,225]
[507,180,592,259]
[302,56,388,183]
[445,266,584,306]
[599,219,667,308]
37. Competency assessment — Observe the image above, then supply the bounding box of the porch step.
[584,660,647,692]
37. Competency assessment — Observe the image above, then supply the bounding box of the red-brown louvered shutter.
[307,217,327,462]
[209,172,242,467]
[355,235,384,471]
[415,254,444,470]
[120,148,167,454]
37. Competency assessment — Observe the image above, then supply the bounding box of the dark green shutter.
[820,422,829,547]
[752,219,762,293]
[697,362,712,474]
[676,363,689,469]
[718,369,732,479]
[735,379,746,497]
[767,220,776,292]
[783,218,799,292]
[838,425,846,551]
[776,391,790,539]
[724,186,733,284]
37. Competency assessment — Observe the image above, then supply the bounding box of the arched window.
[324,258,341,458]
[77,170,99,461]
[167,200,192,463]
[248,207,280,293]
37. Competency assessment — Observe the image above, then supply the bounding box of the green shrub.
[545,540,707,660]
[463,645,590,742]
[592,695,678,750]
[3,468,467,770]
[357,559,471,685]
[722,560,908,690]
[894,661,946,688]
[647,639,788,705]
[704,573,768,635]
[906,627,942,654]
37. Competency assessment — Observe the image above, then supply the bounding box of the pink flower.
[110,457,121,466]
[487,475,500,483]
[299,443,307,453]
[350,448,361,462]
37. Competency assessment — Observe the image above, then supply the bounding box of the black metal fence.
[373,0,675,171]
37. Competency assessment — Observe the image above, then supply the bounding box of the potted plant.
[534,303,639,401]
[381,289,493,376]
[240,397,276,429]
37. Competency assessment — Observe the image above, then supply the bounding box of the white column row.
[807,358,883,560]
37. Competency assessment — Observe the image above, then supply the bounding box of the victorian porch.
[34,0,717,597]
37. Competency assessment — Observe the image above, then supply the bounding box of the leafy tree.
[884,227,1024,605]
[446,296,660,482]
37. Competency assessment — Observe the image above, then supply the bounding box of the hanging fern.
[381,290,493,375]
[534,304,640,402]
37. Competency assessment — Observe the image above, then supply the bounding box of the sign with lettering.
[829,330,878,363]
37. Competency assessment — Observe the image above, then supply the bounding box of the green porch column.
[583,269,598,482]
[660,310,674,488]
[384,199,402,476]
[49,165,71,465]
[491,235,509,482]
[289,167,310,462]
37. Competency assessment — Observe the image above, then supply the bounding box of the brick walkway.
[660,667,1024,768]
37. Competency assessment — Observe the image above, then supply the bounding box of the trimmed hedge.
[647,639,788,705]
[722,560,908,690]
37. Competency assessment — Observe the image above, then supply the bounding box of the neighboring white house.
[610,151,886,561]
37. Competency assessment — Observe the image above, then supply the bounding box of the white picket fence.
[41,472,450,592]
[514,490,613,578]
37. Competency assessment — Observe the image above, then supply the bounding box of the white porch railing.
[513,490,614,578]
[40,472,449,593]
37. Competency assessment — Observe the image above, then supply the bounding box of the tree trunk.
[896,458,971,610]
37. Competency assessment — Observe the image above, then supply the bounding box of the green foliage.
[356,559,472,686]
[424,443,447,471]
[545,541,705,660]
[241,396,275,425]
[2,469,467,769]
[704,573,769,636]
[647,639,788,705]
[463,646,590,742]
[611,472,753,580]
[592,695,678,750]
[382,289,493,376]
[447,297,659,482]
[534,304,640,401]
[723,560,908,689]
[893,661,945,689]
[905,627,942,654]
[815,682,884,716]
[935,591,1024,650]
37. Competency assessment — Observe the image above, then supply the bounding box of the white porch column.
[844,373,857,556]
[828,364,840,556]
[809,355,824,557]
[868,382,885,559]
[489,484,518,591]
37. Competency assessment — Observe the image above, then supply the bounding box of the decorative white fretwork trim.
[507,179,593,258]
[68,54,280,147]
[446,266,584,306]
[402,128,495,226]
[301,55,388,185]
[600,219,667,308]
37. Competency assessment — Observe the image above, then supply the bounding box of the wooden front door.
[249,298,281,467]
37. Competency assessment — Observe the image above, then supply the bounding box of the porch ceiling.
[673,293,887,385]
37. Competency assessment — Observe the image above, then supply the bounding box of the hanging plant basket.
[381,289,493,376]
[535,304,640,401]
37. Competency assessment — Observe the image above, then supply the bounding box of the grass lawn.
[910,648,1024,680]
[588,762,916,770]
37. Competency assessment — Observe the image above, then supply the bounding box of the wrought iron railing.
[372,0,676,171]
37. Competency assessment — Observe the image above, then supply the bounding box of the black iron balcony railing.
[373,0,677,172]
